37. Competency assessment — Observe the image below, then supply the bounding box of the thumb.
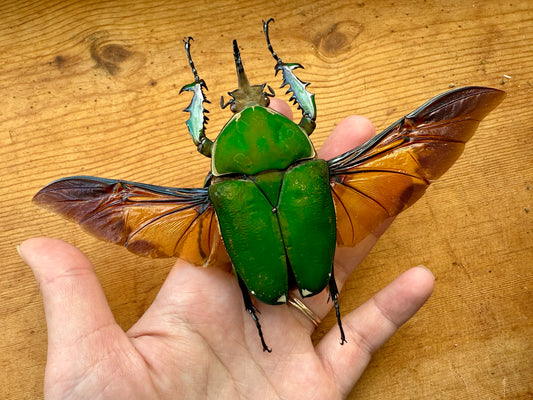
[18,238,117,348]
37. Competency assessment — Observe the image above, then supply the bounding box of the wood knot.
[88,32,145,76]
[52,55,67,69]
[314,21,363,59]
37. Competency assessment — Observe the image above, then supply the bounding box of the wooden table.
[1,1,531,398]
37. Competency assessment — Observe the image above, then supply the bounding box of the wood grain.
[1,0,531,398]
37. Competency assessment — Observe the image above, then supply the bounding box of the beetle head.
[225,40,272,113]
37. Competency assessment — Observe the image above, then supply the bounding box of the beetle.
[33,19,505,352]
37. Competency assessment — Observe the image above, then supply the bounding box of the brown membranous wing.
[328,86,505,247]
[33,177,227,265]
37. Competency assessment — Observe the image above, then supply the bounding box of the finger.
[269,97,293,119]
[318,115,375,160]
[316,266,435,398]
[18,238,117,347]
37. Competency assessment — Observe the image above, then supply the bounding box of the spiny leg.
[262,18,317,135]
[179,37,213,157]
[328,266,347,345]
[237,273,272,352]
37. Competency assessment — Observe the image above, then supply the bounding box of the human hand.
[20,98,434,399]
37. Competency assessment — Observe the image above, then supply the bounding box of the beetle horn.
[233,39,251,91]
[227,39,268,112]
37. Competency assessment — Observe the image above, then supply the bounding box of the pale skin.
[19,98,435,400]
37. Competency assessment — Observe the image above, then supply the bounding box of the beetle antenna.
[183,37,200,82]
[266,85,276,97]
[263,18,282,64]
[220,95,231,109]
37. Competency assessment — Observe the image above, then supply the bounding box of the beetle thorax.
[211,106,316,176]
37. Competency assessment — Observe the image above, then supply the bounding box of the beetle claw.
[237,273,272,352]
[328,268,347,345]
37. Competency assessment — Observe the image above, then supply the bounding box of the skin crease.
[19,97,435,400]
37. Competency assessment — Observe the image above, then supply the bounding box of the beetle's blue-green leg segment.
[237,272,272,352]
[328,268,347,345]
[263,18,317,135]
[179,37,213,157]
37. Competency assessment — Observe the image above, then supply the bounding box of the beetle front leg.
[237,272,272,352]
[328,267,347,345]
[179,37,213,157]
[263,18,317,135]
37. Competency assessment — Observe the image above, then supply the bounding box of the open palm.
[20,99,434,399]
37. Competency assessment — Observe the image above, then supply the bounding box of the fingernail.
[16,244,28,265]
[416,264,435,280]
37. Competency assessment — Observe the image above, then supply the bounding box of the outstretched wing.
[328,86,505,247]
[33,176,228,265]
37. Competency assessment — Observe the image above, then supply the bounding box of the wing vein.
[331,187,355,242]
[336,180,390,216]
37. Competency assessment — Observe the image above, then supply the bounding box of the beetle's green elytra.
[209,159,335,305]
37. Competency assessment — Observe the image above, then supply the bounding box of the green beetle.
[181,21,339,351]
[34,19,505,352]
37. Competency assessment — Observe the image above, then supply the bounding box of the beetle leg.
[328,267,347,345]
[237,273,272,352]
[179,37,213,157]
[263,18,317,135]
